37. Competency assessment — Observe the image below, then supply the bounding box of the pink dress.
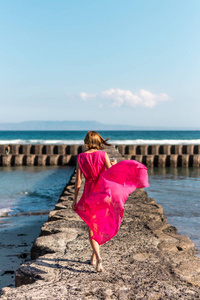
[75,150,149,245]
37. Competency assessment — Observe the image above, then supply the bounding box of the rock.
[132,252,150,262]
[31,229,78,259]
[1,271,14,275]
[40,220,71,235]
[48,209,79,221]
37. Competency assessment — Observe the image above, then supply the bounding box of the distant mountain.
[0,121,143,130]
[0,121,198,130]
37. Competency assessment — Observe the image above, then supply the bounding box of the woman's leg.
[88,228,101,261]
[88,228,103,271]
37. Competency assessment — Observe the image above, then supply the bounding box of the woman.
[72,131,149,272]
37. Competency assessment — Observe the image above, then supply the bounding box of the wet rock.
[17,253,28,259]
[31,229,78,259]
[1,271,15,275]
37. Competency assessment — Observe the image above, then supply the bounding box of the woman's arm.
[105,152,112,169]
[72,158,82,210]
[105,152,118,169]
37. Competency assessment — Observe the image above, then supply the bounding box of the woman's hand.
[110,159,117,166]
[72,200,77,210]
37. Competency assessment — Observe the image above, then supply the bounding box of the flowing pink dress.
[75,150,149,245]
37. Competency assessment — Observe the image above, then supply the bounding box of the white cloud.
[79,88,170,108]
[80,92,97,100]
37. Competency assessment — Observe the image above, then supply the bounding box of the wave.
[0,139,84,145]
[112,139,200,145]
[1,139,200,145]
[0,207,12,217]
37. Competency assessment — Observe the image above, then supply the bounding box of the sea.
[0,130,200,270]
[0,130,200,145]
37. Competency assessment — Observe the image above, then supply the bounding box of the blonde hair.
[84,131,111,150]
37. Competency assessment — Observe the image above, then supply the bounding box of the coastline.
[0,214,48,291]
[1,150,200,298]
[0,165,75,292]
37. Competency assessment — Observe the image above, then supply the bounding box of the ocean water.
[0,166,74,290]
[0,166,74,222]
[0,130,200,145]
[147,168,200,255]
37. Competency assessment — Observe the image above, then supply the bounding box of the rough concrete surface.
[1,149,200,299]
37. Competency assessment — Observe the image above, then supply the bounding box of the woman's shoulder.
[79,150,106,154]
[96,150,107,157]
[78,150,106,158]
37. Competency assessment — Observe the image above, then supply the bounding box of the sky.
[0,0,200,128]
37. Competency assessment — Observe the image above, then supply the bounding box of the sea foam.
[1,139,200,145]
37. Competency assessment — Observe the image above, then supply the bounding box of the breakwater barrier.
[0,144,200,167]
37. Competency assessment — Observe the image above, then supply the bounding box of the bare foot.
[96,258,103,272]
[91,252,96,265]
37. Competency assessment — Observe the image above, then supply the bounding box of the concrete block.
[21,145,31,155]
[47,155,59,165]
[140,145,148,155]
[117,145,126,156]
[36,155,47,166]
[159,145,171,155]
[31,145,43,155]
[1,155,12,166]
[187,145,194,155]
[0,145,7,154]
[181,155,189,167]
[158,155,167,167]
[170,155,178,167]
[14,155,24,166]
[194,145,200,154]
[182,145,194,155]
[135,155,143,164]
[55,145,66,155]
[151,145,159,155]
[25,155,35,166]
[44,145,54,155]
[127,145,137,155]
[66,145,79,155]
[61,155,72,165]
[171,145,182,155]
[146,155,154,167]
[193,155,200,167]
[10,144,20,155]
[0,145,10,155]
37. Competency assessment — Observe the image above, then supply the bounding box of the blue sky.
[0,0,200,128]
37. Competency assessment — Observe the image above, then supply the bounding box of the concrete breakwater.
[0,144,200,167]
[1,147,200,299]
[0,144,81,167]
